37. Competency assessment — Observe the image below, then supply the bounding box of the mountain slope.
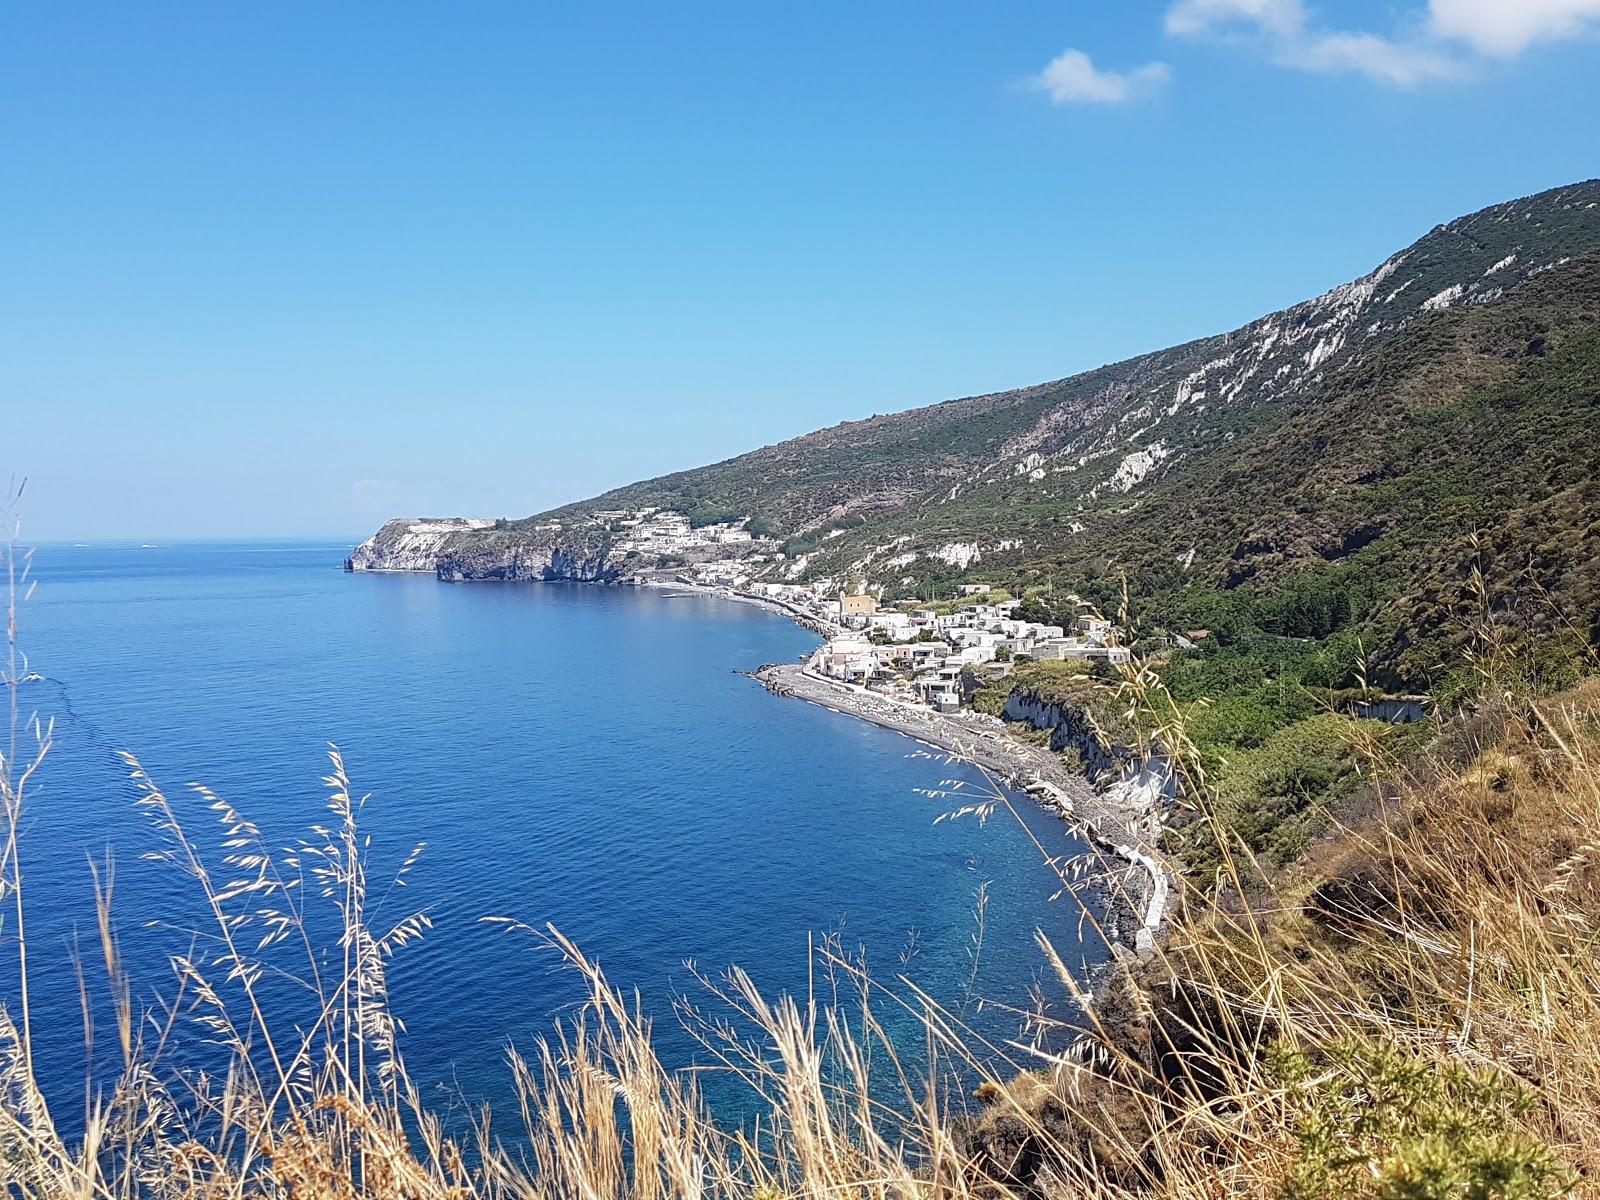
[542,179,1599,540]
[1049,249,1600,682]
[351,179,1600,681]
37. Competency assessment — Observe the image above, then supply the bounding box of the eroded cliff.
[346,518,617,582]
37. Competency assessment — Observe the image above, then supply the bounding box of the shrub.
[1270,1039,1572,1200]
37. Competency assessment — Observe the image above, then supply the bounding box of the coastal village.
[353,504,1176,936]
[624,521,1177,962]
[593,507,1134,717]
[750,583,1130,711]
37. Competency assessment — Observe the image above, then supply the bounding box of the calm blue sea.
[7,540,1100,1124]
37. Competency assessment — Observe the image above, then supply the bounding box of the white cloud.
[1429,0,1600,55]
[1038,0,1594,108]
[1275,30,1463,84]
[1165,0,1463,85]
[1032,48,1171,105]
[1164,0,1599,82]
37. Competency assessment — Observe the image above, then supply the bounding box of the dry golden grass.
[3,499,1598,1198]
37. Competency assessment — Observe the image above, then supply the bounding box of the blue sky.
[6,1,1599,539]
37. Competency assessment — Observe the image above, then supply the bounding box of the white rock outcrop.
[346,518,495,572]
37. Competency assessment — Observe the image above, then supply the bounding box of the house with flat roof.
[915,665,966,712]
[821,638,881,682]
[866,611,914,636]
[1031,638,1092,662]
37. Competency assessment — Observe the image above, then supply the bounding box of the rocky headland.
[347,517,617,582]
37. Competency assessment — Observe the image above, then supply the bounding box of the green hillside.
[358,179,1600,686]
[1005,250,1600,688]
[522,179,1599,550]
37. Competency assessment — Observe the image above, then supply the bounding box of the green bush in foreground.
[1271,1039,1573,1200]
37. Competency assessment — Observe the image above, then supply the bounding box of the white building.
[1031,638,1131,665]
[866,611,915,639]
[1078,615,1112,643]
[948,644,997,666]
[916,665,966,712]
[1032,638,1091,662]
[1086,644,1132,665]
[821,638,881,682]
[947,628,1004,651]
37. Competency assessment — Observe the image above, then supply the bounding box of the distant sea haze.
[12,541,1100,1120]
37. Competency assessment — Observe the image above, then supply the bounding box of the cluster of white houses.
[600,511,1134,717]
[606,508,761,556]
[797,591,1131,712]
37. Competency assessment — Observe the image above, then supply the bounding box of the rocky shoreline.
[754,662,1170,960]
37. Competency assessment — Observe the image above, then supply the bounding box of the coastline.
[754,661,1169,958]
[356,565,1173,956]
[588,574,1170,954]
[633,576,843,638]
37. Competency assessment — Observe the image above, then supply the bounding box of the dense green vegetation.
[987,250,1600,696]
[1270,1040,1572,1200]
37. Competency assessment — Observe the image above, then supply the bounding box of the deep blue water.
[7,540,1100,1124]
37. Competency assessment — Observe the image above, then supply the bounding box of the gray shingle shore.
[754,662,1170,960]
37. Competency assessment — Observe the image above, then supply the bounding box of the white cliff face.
[965,249,1427,520]
[1001,691,1125,780]
[346,518,494,572]
[1014,451,1046,479]
[933,542,982,569]
[350,516,619,581]
[1104,442,1171,494]
[1422,283,1466,312]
